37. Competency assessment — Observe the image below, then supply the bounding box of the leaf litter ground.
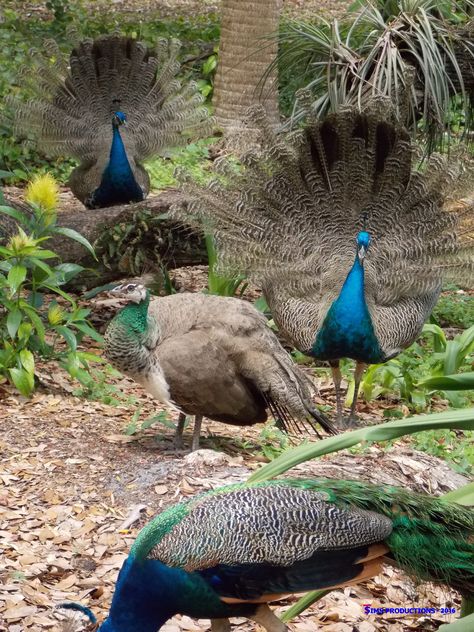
[0,289,470,632]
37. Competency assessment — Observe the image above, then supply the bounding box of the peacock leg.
[211,618,231,632]
[173,413,186,449]
[348,361,367,426]
[249,604,288,631]
[191,415,203,451]
[329,360,344,423]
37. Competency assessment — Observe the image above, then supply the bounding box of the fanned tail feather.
[171,102,474,301]
[7,34,213,161]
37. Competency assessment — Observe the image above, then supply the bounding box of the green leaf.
[247,408,474,483]
[439,612,474,631]
[73,321,103,343]
[442,482,474,507]
[0,204,31,228]
[281,590,329,623]
[9,367,34,396]
[22,306,46,342]
[418,373,474,391]
[6,308,22,339]
[7,265,27,293]
[53,226,97,259]
[57,325,77,352]
[19,349,35,374]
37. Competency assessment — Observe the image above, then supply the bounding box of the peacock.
[61,477,474,631]
[7,35,212,208]
[171,103,474,426]
[103,283,335,449]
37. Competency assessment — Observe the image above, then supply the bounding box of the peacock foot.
[336,415,361,431]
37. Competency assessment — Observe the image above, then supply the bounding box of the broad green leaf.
[442,482,474,507]
[0,204,31,228]
[23,306,46,342]
[418,373,474,391]
[7,265,27,293]
[19,349,35,374]
[73,321,103,343]
[439,612,474,631]
[53,226,96,259]
[9,367,34,396]
[247,408,474,483]
[57,326,77,352]
[6,308,22,339]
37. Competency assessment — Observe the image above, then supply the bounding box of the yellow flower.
[25,173,59,214]
[7,227,37,254]
[48,302,65,326]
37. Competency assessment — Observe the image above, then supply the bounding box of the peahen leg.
[211,618,231,632]
[249,604,288,631]
[173,412,186,449]
[348,361,367,426]
[329,360,344,423]
[191,415,203,451]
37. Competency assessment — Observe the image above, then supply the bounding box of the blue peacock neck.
[312,231,384,363]
[90,111,144,207]
[98,557,177,632]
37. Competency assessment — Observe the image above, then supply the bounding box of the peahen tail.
[290,478,474,597]
[7,34,212,161]
[171,103,474,299]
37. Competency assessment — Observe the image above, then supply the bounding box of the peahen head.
[112,111,127,128]
[110,282,148,304]
[356,231,371,262]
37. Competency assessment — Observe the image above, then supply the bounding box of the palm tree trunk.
[213,0,282,132]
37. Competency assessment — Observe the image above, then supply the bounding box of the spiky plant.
[274,0,474,151]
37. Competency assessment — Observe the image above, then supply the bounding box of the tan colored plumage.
[103,284,335,448]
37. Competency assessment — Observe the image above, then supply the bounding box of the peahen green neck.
[90,111,144,208]
[312,231,384,363]
[104,290,159,374]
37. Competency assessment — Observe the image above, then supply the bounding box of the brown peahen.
[61,478,474,631]
[171,103,474,426]
[103,283,335,449]
[8,35,212,208]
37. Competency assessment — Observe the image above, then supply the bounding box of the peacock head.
[356,231,371,262]
[112,111,127,128]
[110,283,148,304]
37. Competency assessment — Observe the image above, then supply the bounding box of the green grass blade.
[247,408,474,483]
[418,373,474,391]
[281,590,329,623]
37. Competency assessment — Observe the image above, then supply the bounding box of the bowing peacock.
[62,478,474,631]
[8,35,211,208]
[171,103,474,426]
[103,283,335,449]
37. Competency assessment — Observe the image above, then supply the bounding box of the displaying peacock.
[171,103,474,426]
[61,478,474,631]
[8,35,212,208]
[103,283,335,449]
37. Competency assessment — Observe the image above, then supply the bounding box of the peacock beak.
[358,245,367,261]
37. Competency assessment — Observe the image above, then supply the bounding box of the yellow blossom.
[25,173,59,214]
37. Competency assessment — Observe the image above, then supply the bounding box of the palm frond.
[277,0,474,151]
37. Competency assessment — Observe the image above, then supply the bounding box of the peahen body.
[8,35,211,208]
[103,283,335,449]
[171,104,474,425]
[63,478,474,631]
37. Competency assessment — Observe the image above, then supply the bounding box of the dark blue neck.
[98,557,177,632]
[312,254,383,363]
[89,124,144,208]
